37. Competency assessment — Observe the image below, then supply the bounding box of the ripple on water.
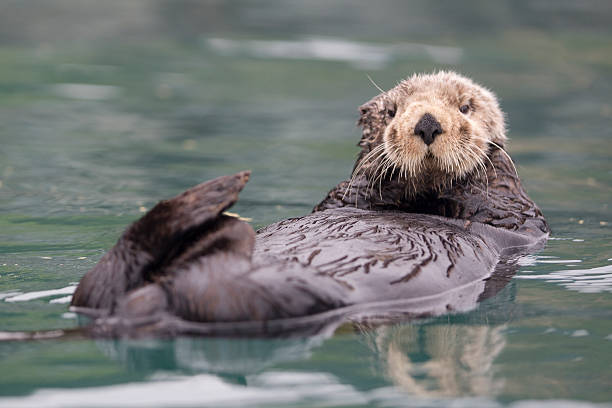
[2,285,76,303]
[516,263,612,294]
[206,37,463,69]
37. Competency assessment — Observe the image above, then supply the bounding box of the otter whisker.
[350,143,385,181]
[354,148,379,172]
[465,146,489,197]
[367,153,392,198]
[489,141,519,178]
[437,149,452,175]
[381,159,399,197]
[472,137,518,179]
[471,143,497,180]
[344,144,386,202]
[376,157,396,199]
[366,74,385,94]
[458,143,474,176]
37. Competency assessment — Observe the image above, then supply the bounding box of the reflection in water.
[95,335,326,377]
[361,323,506,398]
[89,323,509,402]
[90,284,518,399]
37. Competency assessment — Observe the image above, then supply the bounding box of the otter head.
[355,71,506,196]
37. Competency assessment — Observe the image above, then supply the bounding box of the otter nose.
[414,113,442,146]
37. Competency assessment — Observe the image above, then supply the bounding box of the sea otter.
[69,71,549,337]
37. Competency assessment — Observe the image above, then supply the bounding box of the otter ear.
[356,96,387,150]
[357,100,377,126]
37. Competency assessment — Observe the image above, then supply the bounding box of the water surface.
[0,1,611,406]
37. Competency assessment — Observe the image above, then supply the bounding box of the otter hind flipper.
[127,170,251,253]
[92,215,256,335]
[71,171,253,311]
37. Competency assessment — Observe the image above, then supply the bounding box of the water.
[0,1,611,406]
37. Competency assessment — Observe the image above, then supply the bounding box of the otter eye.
[459,104,470,114]
[386,107,396,118]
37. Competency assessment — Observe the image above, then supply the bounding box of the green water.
[0,1,611,406]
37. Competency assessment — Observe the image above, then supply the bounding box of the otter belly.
[254,208,534,309]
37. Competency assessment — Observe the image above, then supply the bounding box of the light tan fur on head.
[354,71,506,197]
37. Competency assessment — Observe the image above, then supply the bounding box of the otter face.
[356,71,506,195]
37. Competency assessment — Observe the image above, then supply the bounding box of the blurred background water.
[0,1,611,407]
